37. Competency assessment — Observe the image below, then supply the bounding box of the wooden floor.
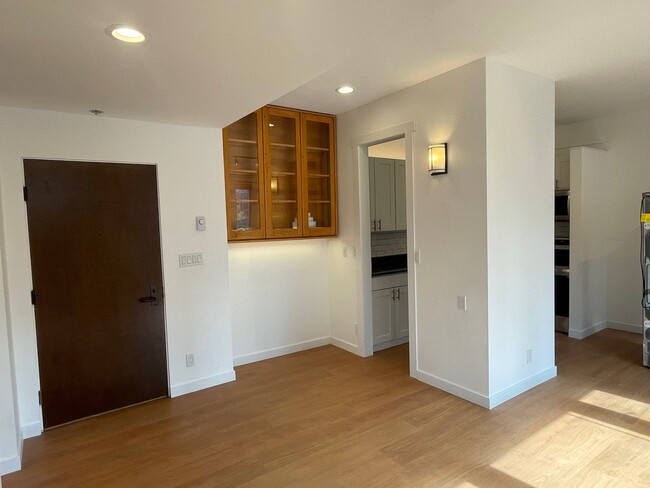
[4,330,650,487]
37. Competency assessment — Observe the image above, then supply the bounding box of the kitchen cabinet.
[369,157,406,232]
[224,106,337,241]
[372,273,408,350]
[222,110,266,241]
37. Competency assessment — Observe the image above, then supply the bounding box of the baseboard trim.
[233,337,330,367]
[568,321,607,339]
[0,454,21,476]
[330,337,361,356]
[412,369,490,409]
[170,370,236,398]
[488,366,557,409]
[607,321,642,334]
[373,336,408,352]
[21,421,42,439]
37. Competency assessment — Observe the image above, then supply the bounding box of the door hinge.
[38,390,42,406]
[23,186,28,202]
[31,290,36,305]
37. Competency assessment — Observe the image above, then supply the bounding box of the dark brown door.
[24,159,168,428]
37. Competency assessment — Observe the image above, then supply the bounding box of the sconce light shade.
[428,143,447,176]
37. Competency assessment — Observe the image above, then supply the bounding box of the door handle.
[139,284,159,306]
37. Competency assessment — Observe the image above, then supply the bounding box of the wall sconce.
[428,143,447,176]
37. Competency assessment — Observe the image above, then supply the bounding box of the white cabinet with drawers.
[371,272,409,351]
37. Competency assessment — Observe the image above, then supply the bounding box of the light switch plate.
[179,252,203,267]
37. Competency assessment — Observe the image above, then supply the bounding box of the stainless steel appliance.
[555,190,570,333]
[555,237,570,333]
[641,192,650,367]
[555,190,570,221]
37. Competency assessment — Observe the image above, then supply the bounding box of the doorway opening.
[368,138,409,359]
[353,121,416,377]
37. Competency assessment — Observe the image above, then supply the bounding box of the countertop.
[371,254,407,276]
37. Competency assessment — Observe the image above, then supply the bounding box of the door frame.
[22,157,171,429]
[351,122,417,376]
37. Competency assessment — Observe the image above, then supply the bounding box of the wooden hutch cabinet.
[223,106,337,241]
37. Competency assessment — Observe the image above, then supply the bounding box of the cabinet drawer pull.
[378,218,382,231]
[396,288,400,301]
[372,219,376,231]
[391,289,395,301]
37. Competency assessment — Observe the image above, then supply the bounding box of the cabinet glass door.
[223,110,265,240]
[263,107,302,237]
[302,113,337,236]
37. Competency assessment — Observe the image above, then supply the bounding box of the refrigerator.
[642,192,650,367]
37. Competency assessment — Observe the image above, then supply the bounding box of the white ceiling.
[2,1,649,127]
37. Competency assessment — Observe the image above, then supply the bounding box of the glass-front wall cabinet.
[263,107,302,238]
[302,113,336,236]
[223,106,337,242]
[222,111,265,240]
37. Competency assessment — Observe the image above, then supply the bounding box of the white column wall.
[485,60,557,405]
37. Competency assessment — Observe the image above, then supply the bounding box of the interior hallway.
[4,330,650,487]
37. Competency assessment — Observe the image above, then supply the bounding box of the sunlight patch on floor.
[579,389,650,421]
[489,392,650,487]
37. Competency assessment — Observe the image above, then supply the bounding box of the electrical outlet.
[457,296,467,311]
[186,353,195,367]
[526,349,533,364]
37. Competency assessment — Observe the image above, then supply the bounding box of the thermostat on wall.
[196,216,206,231]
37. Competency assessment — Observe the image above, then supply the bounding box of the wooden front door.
[24,159,169,428]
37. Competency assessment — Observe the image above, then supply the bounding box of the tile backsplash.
[371,230,407,257]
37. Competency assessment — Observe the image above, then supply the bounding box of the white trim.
[568,321,607,339]
[488,366,557,409]
[413,369,490,408]
[169,370,236,398]
[233,337,330,367]
[330,337,362,356]
[0,454,21,476]
[607,321,642,334]
[373,336,408,352]
[21,421,42,439]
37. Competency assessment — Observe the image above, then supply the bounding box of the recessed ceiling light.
[336,86,354,94]
[106,25,146,43]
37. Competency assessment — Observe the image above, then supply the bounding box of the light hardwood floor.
[4,330,650,487]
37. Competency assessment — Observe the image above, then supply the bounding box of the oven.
[555,237,569,333]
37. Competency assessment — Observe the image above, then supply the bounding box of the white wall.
[0,106,235,442]
[485,60,556,403]
[332,58,556,408]
[568,147,609,338]
[228,240,331,365]
[368,139,405,160]
[556,108,650,332]
[334,59,491,399]
[0,183,21,474]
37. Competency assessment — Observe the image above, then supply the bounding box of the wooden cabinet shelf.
[229,138,257,145]
[223,106,337,241]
